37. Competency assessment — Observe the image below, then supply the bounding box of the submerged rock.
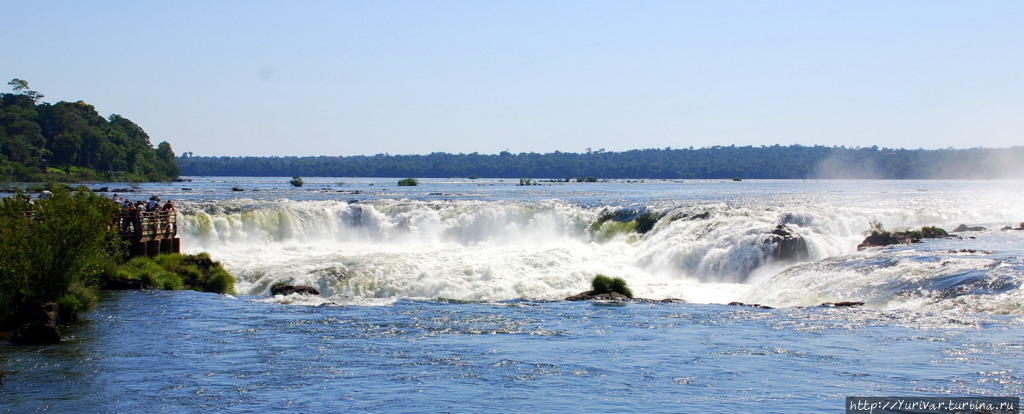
[727,301,865,309]
[271,284,321,296]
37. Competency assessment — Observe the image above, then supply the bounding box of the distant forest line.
[178,146,1024,180]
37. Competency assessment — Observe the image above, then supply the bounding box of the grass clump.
[591,274,633,298]
[117,256,183,290]
[398,178,419,186]
[112,253,235,294]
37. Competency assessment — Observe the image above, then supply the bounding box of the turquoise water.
[2,178,1023,412]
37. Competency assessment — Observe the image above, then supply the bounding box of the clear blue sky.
[4,1,1022,157]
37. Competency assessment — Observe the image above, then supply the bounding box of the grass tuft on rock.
[591,274,634,298]
[111,253,235,294]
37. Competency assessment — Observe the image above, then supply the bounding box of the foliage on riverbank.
[1,79,179,182]
[1,185,234,328]
[0,186,123,325]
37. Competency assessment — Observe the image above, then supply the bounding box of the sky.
[3,1,1022,157]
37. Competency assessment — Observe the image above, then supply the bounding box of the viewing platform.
[119,210,180,257]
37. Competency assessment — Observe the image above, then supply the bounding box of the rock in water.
[565,291,632,301]
[769,225,809,261]
[9,300,62,345]
[10,323,61,345]
[271,284,321,296]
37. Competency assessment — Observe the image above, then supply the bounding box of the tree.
[0,187,123,322]
[155,141,180,178]
[7,78,44,103]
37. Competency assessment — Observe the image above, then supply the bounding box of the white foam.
[175,192,1024,312]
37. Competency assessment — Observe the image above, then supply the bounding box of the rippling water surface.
[4,291,1023,413]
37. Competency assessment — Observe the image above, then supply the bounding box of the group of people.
[113,193,175,213]
[115,194,175,234]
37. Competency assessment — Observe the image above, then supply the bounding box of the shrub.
[0,186,122,323]
[290,176,304,187]
[865,220,888,236]
[591,274,633,298]
[58,280,98,322]
[398,178,419,186]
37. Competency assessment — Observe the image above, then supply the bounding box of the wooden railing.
[119,210,177,242]
[117,210,180,257]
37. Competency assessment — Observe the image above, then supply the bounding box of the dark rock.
[858,226,952,250]
[820,301,865,308]
[19,300,59,325]
[858,232,921,249]
[727,301,774,309]
[10,323,61,345]
[769,225,809,262]
[858,233,906,249]
[9,300,61,345]
[565,290,631,301]
[271,284,321,296]
[93,186,110,193]
[102,276,157,290]
[645,298,686,304]
[952,224,986,232]
[112,188,134,193]
[564,288,682,303]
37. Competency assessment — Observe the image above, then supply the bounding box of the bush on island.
[290,176,304,187]
[591,274,633,298]
[398,178,419,186]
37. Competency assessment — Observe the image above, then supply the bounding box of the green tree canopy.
[1,78,179,182]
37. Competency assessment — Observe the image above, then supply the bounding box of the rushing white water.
[171,179,1024,313]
